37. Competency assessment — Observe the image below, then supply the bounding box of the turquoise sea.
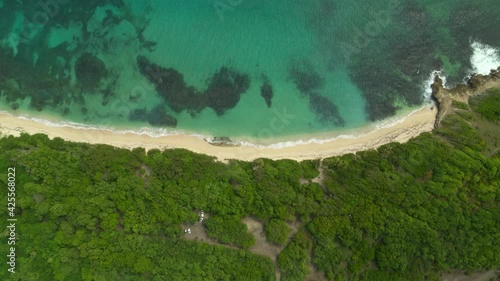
[0,0,499,144]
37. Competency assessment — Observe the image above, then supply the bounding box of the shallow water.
[0,0,499,142]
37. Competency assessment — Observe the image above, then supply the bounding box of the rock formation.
[205,136,240,147]
[431,67,500,127]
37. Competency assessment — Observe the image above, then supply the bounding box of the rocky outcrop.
[205,137,240,147]
[431,67,500,127]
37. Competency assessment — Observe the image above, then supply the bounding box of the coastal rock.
[205,136,240,147]
[431,67,500,127]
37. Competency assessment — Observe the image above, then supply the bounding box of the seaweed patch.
[137,55,250,117]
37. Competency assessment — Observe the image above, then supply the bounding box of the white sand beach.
[0,105,437,162]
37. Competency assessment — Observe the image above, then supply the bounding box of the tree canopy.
[0,88,499,280]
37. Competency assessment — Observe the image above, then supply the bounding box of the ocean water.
[0,0,499,143]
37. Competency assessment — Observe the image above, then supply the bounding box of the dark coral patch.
[147,105,178,127]
[288,60,324,95]
[137,56,250,116]
[260,80,273,108]
[137,55,202,113]
[288,60,344,127]
[129,108,148,122]
[205,67,250,116]
[75,53,108,92]
[309,93,345,127]
[129,106,178,128]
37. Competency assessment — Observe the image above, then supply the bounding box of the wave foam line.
[423,70,447,100]
[1,110,207,140]
[2,104,432,150]
[236,105,433,149]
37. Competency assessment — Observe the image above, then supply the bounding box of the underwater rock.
[260,75,273,108]
[75,53,108,92]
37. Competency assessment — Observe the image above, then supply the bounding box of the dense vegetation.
[264,219,290,246]
[277,231,311,281]
[205,216,255,249]
[0,89,499,280]
[470,88,500,122]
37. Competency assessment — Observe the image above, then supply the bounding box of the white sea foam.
[236,133,363,149]
[2,111,205,139]
[422,70,447,100]
[374,105,430,130]
[470,41,500,75]
[4,108,430,149]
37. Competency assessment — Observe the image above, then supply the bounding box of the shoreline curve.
[0,105,437,162]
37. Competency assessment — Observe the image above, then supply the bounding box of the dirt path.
[243,217,283,280]
[441,270,498,281]
[311,159,326,189]
[182,212,224,247]
[306,264,327,281]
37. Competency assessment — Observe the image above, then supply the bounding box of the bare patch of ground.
[306,264,327,281]
[286,219,301,243]
[243,217,282,260]
[299,178,310,185]
[137,164,152,188]
[182,222,212,243]
[300,159,325,186]
[441,270,498,281]
[243,217,283,280]
[182,212,218,245]
[311,159,327,192]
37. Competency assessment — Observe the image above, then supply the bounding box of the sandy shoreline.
[0,105,437,162]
